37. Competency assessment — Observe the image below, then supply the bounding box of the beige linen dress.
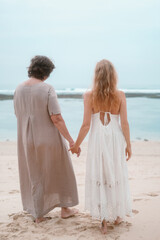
[14,82,78,218]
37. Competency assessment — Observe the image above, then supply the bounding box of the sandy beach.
[0,140,160,240]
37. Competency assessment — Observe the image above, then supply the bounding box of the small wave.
[56,88,87,94]
[0,89,15,94]
[1,88,160,95]
[122,89,160,93]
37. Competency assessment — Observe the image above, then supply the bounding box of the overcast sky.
[0,0,160,89]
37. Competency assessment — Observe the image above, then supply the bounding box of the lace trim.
[86,178,128,188]
[85,200,132,222]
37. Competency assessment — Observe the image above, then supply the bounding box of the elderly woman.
[14,56,79,223]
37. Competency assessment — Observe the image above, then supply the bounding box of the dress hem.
[23,200,79,219]
[84,207,133,223]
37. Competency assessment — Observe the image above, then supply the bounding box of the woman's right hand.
[125,145,132,161]
[69,140,75,149]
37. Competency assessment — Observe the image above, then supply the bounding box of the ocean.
[0,89,160,141]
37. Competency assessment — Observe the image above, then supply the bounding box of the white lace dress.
[85,112,132,222]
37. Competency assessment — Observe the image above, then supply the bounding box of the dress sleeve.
[48,87,61,115]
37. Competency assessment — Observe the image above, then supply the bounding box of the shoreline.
[1,138,160,142]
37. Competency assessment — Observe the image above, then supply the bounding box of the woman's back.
[14,82,62,147]
[14,82,59,118]
[91,90,123,115]
[89,90,125,139]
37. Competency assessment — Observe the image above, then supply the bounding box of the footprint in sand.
[146,192,159,197]
[52,228,67,236]
[71,221,81,226]
[6,222,13,227]
[12,213,25,220]
[77,234,89,240]
[55,218,64,225]
[74,225,87,232]
[133,198,143,202]
[115,236,121,240]
[8,213,16,217]
[126,222,132,226]
[132,209,139,215]
[107,225,114,230]
[9,190,19,194]
[19,230,26,234]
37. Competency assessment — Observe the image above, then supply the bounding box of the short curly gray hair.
[28,56,55,80]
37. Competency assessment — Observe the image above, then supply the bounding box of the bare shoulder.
[83,90,92,100]
[84,89,92,97]
[116,90,126,101]
[117,90,125,97]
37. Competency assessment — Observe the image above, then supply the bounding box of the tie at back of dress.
[92,111,119,127]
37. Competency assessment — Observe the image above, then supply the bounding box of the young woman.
[70,59,132,234]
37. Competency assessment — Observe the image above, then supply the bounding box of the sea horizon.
[1,88,160,100]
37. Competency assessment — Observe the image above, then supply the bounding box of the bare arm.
[119,91,132,160]
[51,114,74,145]
[70,92,92,153]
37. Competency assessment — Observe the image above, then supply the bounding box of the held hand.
[69,144,81,157]
[125,145,132,161]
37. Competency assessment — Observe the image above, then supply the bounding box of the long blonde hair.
[92,59,118,110]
